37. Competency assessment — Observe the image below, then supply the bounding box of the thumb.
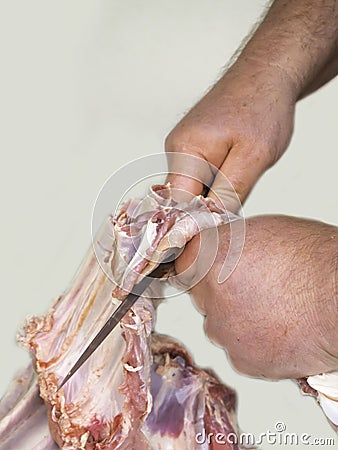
[208,145,269,212]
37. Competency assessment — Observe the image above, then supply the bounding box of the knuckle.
[204,316,227,348]
[227,352,246,373]
[164,129,180,152]
[192,295,206,315]
[259,145,276,168]
[166,120,227,157]
[228,353,258,377]
[165,123,196,153]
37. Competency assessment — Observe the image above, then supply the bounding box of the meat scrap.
[298,373,338,432]
[1,185,249,449]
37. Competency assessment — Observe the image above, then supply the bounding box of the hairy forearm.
[228,0,338,99]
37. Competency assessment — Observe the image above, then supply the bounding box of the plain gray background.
[0,1,337,448]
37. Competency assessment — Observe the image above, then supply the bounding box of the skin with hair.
[175,216,338,379]
[166,0,338,207]
[166,0,338,377]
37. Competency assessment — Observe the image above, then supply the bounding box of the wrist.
[221,55,299,103]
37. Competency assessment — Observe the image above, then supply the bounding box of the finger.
[208,145,270,212]
[165,151,217,202]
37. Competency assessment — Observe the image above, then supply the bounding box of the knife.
[57,248,179,391]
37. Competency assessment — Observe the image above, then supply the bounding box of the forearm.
[226,0,338,99]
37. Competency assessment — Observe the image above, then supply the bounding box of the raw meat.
[2,185,247,449]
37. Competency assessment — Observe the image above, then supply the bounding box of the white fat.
[123,363,143,372]
[307,372,338,400]
[308,372,338,426]
[111,298,120,307]
[146,221,158,248]
[122,322,138,330]
[317,393,338,426]
[80,431,89,449]
[51,405,58,422]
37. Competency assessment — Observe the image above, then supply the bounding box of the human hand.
[165,60,297,210]
[175,215,338,379]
